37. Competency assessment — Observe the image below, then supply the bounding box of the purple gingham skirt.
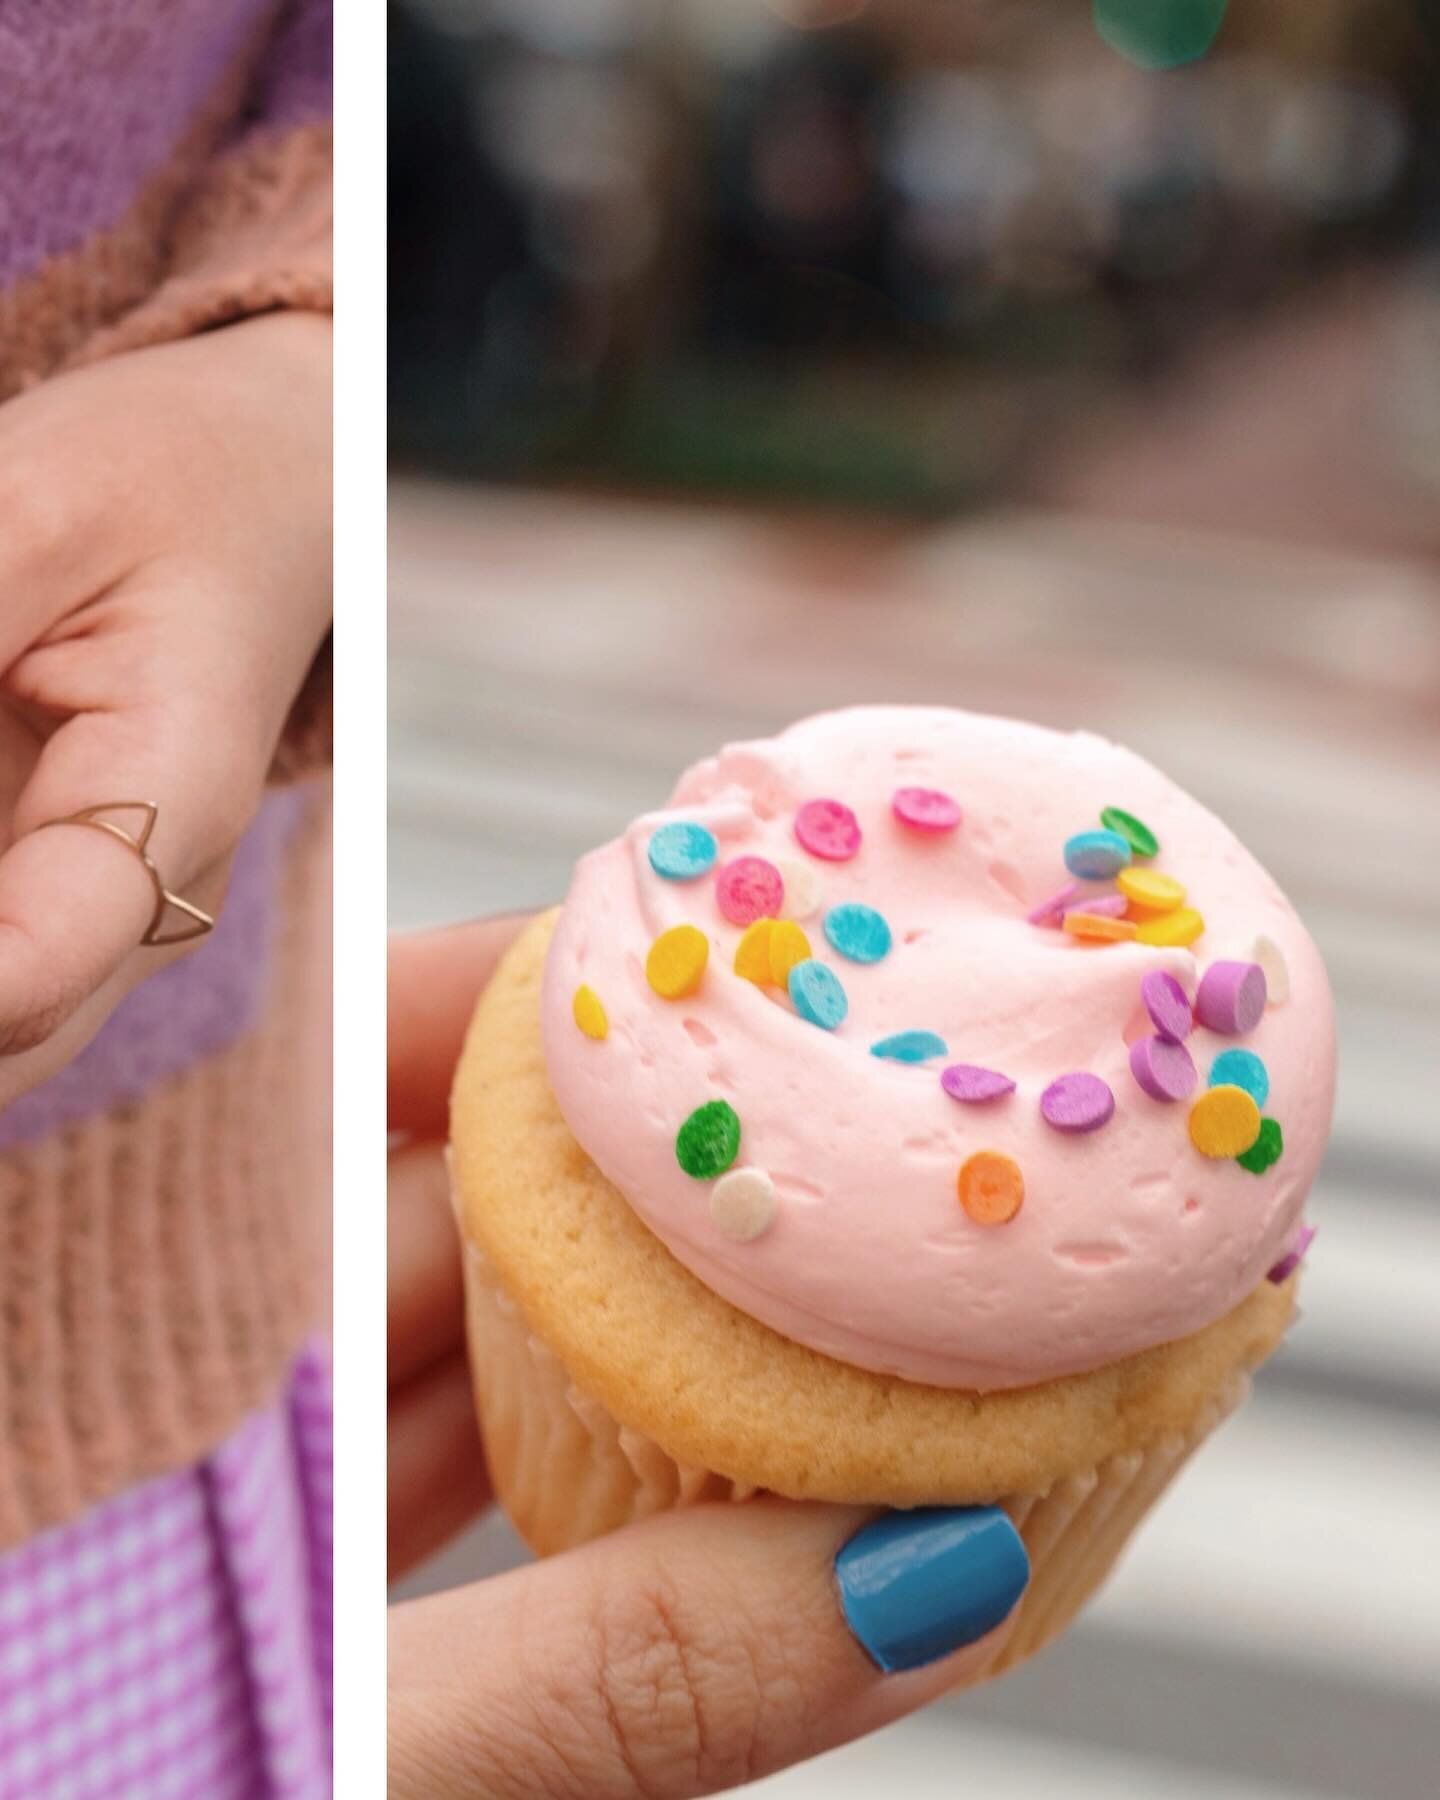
[0,1342,332,1799]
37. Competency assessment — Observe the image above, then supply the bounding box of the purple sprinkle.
[1027,880,1080,927]
[1076,892,1128,918]
[941,1063,1017,1104]
[1140,970,1192,1042]
[1040,1071,1115,1133]
[1128,1034,1198,1102]
[1266,1223,1317,1285]
[1195,960,1267,1035]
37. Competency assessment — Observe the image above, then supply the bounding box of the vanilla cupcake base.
[462,1236,1247,1672]
[452,912,1294,1663]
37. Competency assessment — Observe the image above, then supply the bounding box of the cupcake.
[450,706,1333,1674]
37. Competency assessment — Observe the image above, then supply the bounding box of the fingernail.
[835,1506,1029,1673]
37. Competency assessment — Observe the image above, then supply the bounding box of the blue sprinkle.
[1063,828,1132,880]
[648,821,718,881]
[823,901,892,964]
[787,958,848,1030]
[1209,1047,1269,1107]
[870,1030,948,1064]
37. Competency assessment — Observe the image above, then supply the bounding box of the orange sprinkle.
[958,1150,1025,1226]
[1063,911,1139,942]
[571,983,608,1039]
[1188,1085,1262,1158]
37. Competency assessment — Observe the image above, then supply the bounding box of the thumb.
[388,1498,1028,1799]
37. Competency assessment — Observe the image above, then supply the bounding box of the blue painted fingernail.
[834,1506,1029,1673]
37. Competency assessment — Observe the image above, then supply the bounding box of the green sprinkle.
[1100,806,1159,858]
[676,1100,741,1179]
[1092,0,1228,71]
[1237,1117,1283,1175]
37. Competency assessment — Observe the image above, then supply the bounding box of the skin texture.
[388,921,1020,1800]
[0,313,331,1109]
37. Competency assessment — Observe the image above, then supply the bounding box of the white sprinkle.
[774,858,821,921]
[709,1167,777,1241]
[1250,933,1290,1005]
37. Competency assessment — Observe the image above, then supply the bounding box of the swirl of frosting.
[540,707,1335,1390]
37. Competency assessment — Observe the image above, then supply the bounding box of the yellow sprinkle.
[572,983,608,1040]
[1062,911,1138,942]
[733,918,776,984]
[768,919,812,985]
[1117,867,1185,913]
[1188,1084,1261,1158]
[646,924,709,999]
[1136,905,1205,947]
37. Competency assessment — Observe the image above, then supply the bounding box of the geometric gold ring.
[35,801,215,947]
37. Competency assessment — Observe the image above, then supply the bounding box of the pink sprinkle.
[940,1064,1016,1103]
[1195,960,1267,1035]
[1266,1223,1316,1284]
[892,786,962,833]
[715,855,784,926]
[1140,970,1192,1042]
[794,798,862,862]
[1128,1034,1198,1102]
[1040,1072,1115,1133]
[1027,880,1080,927]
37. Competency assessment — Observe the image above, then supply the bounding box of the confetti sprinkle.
[1187,1084,1261,1158]
[1063,829,1132,879]
[774,857,822,920]
[1195,960,1266,1035]
[1238,1117,1284,1176]
[733,918,777,985]
[1250,933,1290,1005]
[1027,879,1081,926]
[768,919,812,986]
[675,1099,741,1178]
[571,983,608,1040]
[1116,867,1185,913]
[794,797,862,862]
[1100,806,1159,858]
[709,1166,777,1241]
[646,924,709,999]
[892,786,962,832]
[823,901,892,964]
[871,1030,948,1063]
[1136,906,1205,947]
[940,1064,1016,1103]
[647,820,718,881]
[1063,911,1139,942]
[787,958,848,1030]
[1040,1072,1115,1133]
[1129,1034,1198,1101]
[1209,1047,1269,1106]
[957,1150,1024,1226]
[716,855,785,927]
[1266,1220,1312,1280]
[1140,970,1192,1041]
[1075,893,1129,917]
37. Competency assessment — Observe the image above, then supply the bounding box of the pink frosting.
[540,707,1335,1391]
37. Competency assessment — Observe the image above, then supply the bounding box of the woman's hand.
[388,919,1030,1800]
[0,313,331,1105]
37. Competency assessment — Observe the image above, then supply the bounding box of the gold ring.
[36,802,215,947]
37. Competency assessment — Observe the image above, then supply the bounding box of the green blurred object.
[1092,0,1229,69]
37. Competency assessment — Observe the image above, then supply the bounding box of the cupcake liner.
[462,1239,1249,1671]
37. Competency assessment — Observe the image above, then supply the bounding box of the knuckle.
[587,1571,769,1796]
[0,985,74,1056]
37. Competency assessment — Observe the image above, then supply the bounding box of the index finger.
[387,913,532,1137]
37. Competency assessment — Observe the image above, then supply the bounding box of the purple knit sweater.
[0,1,334,1548]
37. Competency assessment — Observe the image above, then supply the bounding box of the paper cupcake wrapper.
[462,1240,1248,1675]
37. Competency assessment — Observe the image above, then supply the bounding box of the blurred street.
[389,480,1440,1800]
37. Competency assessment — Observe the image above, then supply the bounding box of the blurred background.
[388,3,1440,1796]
